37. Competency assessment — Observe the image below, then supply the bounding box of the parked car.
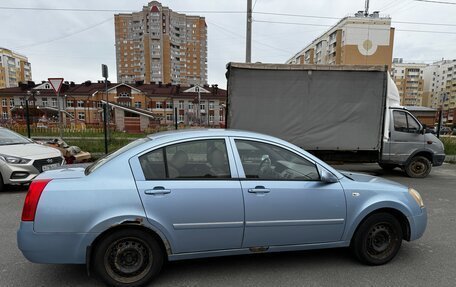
[17,129,427,287]
[439,126,452,135]
[0,127,64,192]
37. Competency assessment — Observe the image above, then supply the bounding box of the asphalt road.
[1,163,455,287]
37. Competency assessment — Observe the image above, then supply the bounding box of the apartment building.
[114,1,207,86]
[423,59,456,125]
[0,48,32,88]
[0,81,226,132]
[391,58,426,106]
[286,11,394,69]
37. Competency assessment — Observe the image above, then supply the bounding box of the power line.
[253,19,456,34]
[253,0,260,10]
[14,17,112,50]
[414,0,456,4]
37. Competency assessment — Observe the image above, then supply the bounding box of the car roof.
[147,129,281,142]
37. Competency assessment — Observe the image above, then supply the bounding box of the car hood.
[0,143,62,159]
[339,170,406,188]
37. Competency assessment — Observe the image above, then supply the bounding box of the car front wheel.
[404,156,432,178]
[93,229,164,287]
[351,213,403,265]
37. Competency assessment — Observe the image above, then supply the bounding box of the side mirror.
[421,124,427,135]
[318,165,339,183]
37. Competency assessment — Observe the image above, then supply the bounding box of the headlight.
[0,154,31,164]
[408,187,425,208]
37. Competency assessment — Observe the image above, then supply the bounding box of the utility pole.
[246,0,252,63]
[102,64,109,154]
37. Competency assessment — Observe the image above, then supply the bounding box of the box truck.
[226,63,445,178]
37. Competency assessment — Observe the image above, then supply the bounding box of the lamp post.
[25,90,40,138]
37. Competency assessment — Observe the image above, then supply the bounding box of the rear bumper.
[433,154,445,166]
[408,207,427,241]
[17,222,98,264]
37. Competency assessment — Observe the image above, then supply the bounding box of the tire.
[404,156,432,178]
[93,229,164,287]
[378,163,397,171]
[0,172,4,192]
[351,213,403,265]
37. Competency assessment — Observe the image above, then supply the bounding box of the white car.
[0,127,64,192]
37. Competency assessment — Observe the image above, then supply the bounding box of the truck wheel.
[0,173,4,192]
[351,213,403,265]
[93,229,164,287]
[405,156,431,178]
[378,163,397,171]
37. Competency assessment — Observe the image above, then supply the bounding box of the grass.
[441,137,456,155]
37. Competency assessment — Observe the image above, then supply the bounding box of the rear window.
[85,138,150,175]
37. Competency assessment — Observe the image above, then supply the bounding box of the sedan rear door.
[130,137,245,254]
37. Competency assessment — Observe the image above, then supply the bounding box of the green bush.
[441,137,456,155]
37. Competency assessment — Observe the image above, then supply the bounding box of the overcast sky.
[1,0,455,88]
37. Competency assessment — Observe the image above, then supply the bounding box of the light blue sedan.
[17,129,427,286]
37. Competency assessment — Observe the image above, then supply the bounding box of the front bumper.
[433,154,445,166]
[1,156,64,185]
[17,222,98,264]
[408,207,427,241]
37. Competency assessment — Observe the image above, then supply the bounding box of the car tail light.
[21,179,52,221]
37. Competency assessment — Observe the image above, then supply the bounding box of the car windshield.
[85,137,150,175]
[0,129,32,145]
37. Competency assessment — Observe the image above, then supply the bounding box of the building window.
[209,114,214,122]
[78,112,85,121]
[178,114,184,122]
[41,98,48,107]
[67,100,73,107]
[209,101,215,110]
[188,102,193,110]
[156,101,163,109]
[200,103,205,111]
[119,92,130,98]
[166,101,173,109]
[2,98,7,107]
[219,114,224,121]
[178,100,184,109]
[2,112,8,119]
[135,101,142,108]
[77,100,84,108]
[52,98,57,107]
[166,114,173,121]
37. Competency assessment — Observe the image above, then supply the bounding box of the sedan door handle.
[248,186,270,194]
[144,187,171,195]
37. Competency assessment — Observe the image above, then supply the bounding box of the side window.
[139,148,166,180]
[139,139,231,180]
[394,111,421,133]
[393,111,408,132]
[235,140,320,181]
[407,114,420,133]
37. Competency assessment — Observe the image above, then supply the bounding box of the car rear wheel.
[351,213,403,265]
[93,229,164,287]
[405,156,431,178]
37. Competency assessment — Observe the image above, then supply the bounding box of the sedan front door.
[131,138,245,254]
[231,138,346,247]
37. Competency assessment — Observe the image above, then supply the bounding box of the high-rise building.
[423,59,456,125]
[0,47,32,88]
[391,58,426,106]
[286,11,395,70]
[114,1,207,86]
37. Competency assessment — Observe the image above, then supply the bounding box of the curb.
[444,155,456,163]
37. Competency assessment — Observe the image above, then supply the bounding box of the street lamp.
[25,90,40,138]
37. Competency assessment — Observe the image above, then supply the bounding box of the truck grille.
[32,157,63,172]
